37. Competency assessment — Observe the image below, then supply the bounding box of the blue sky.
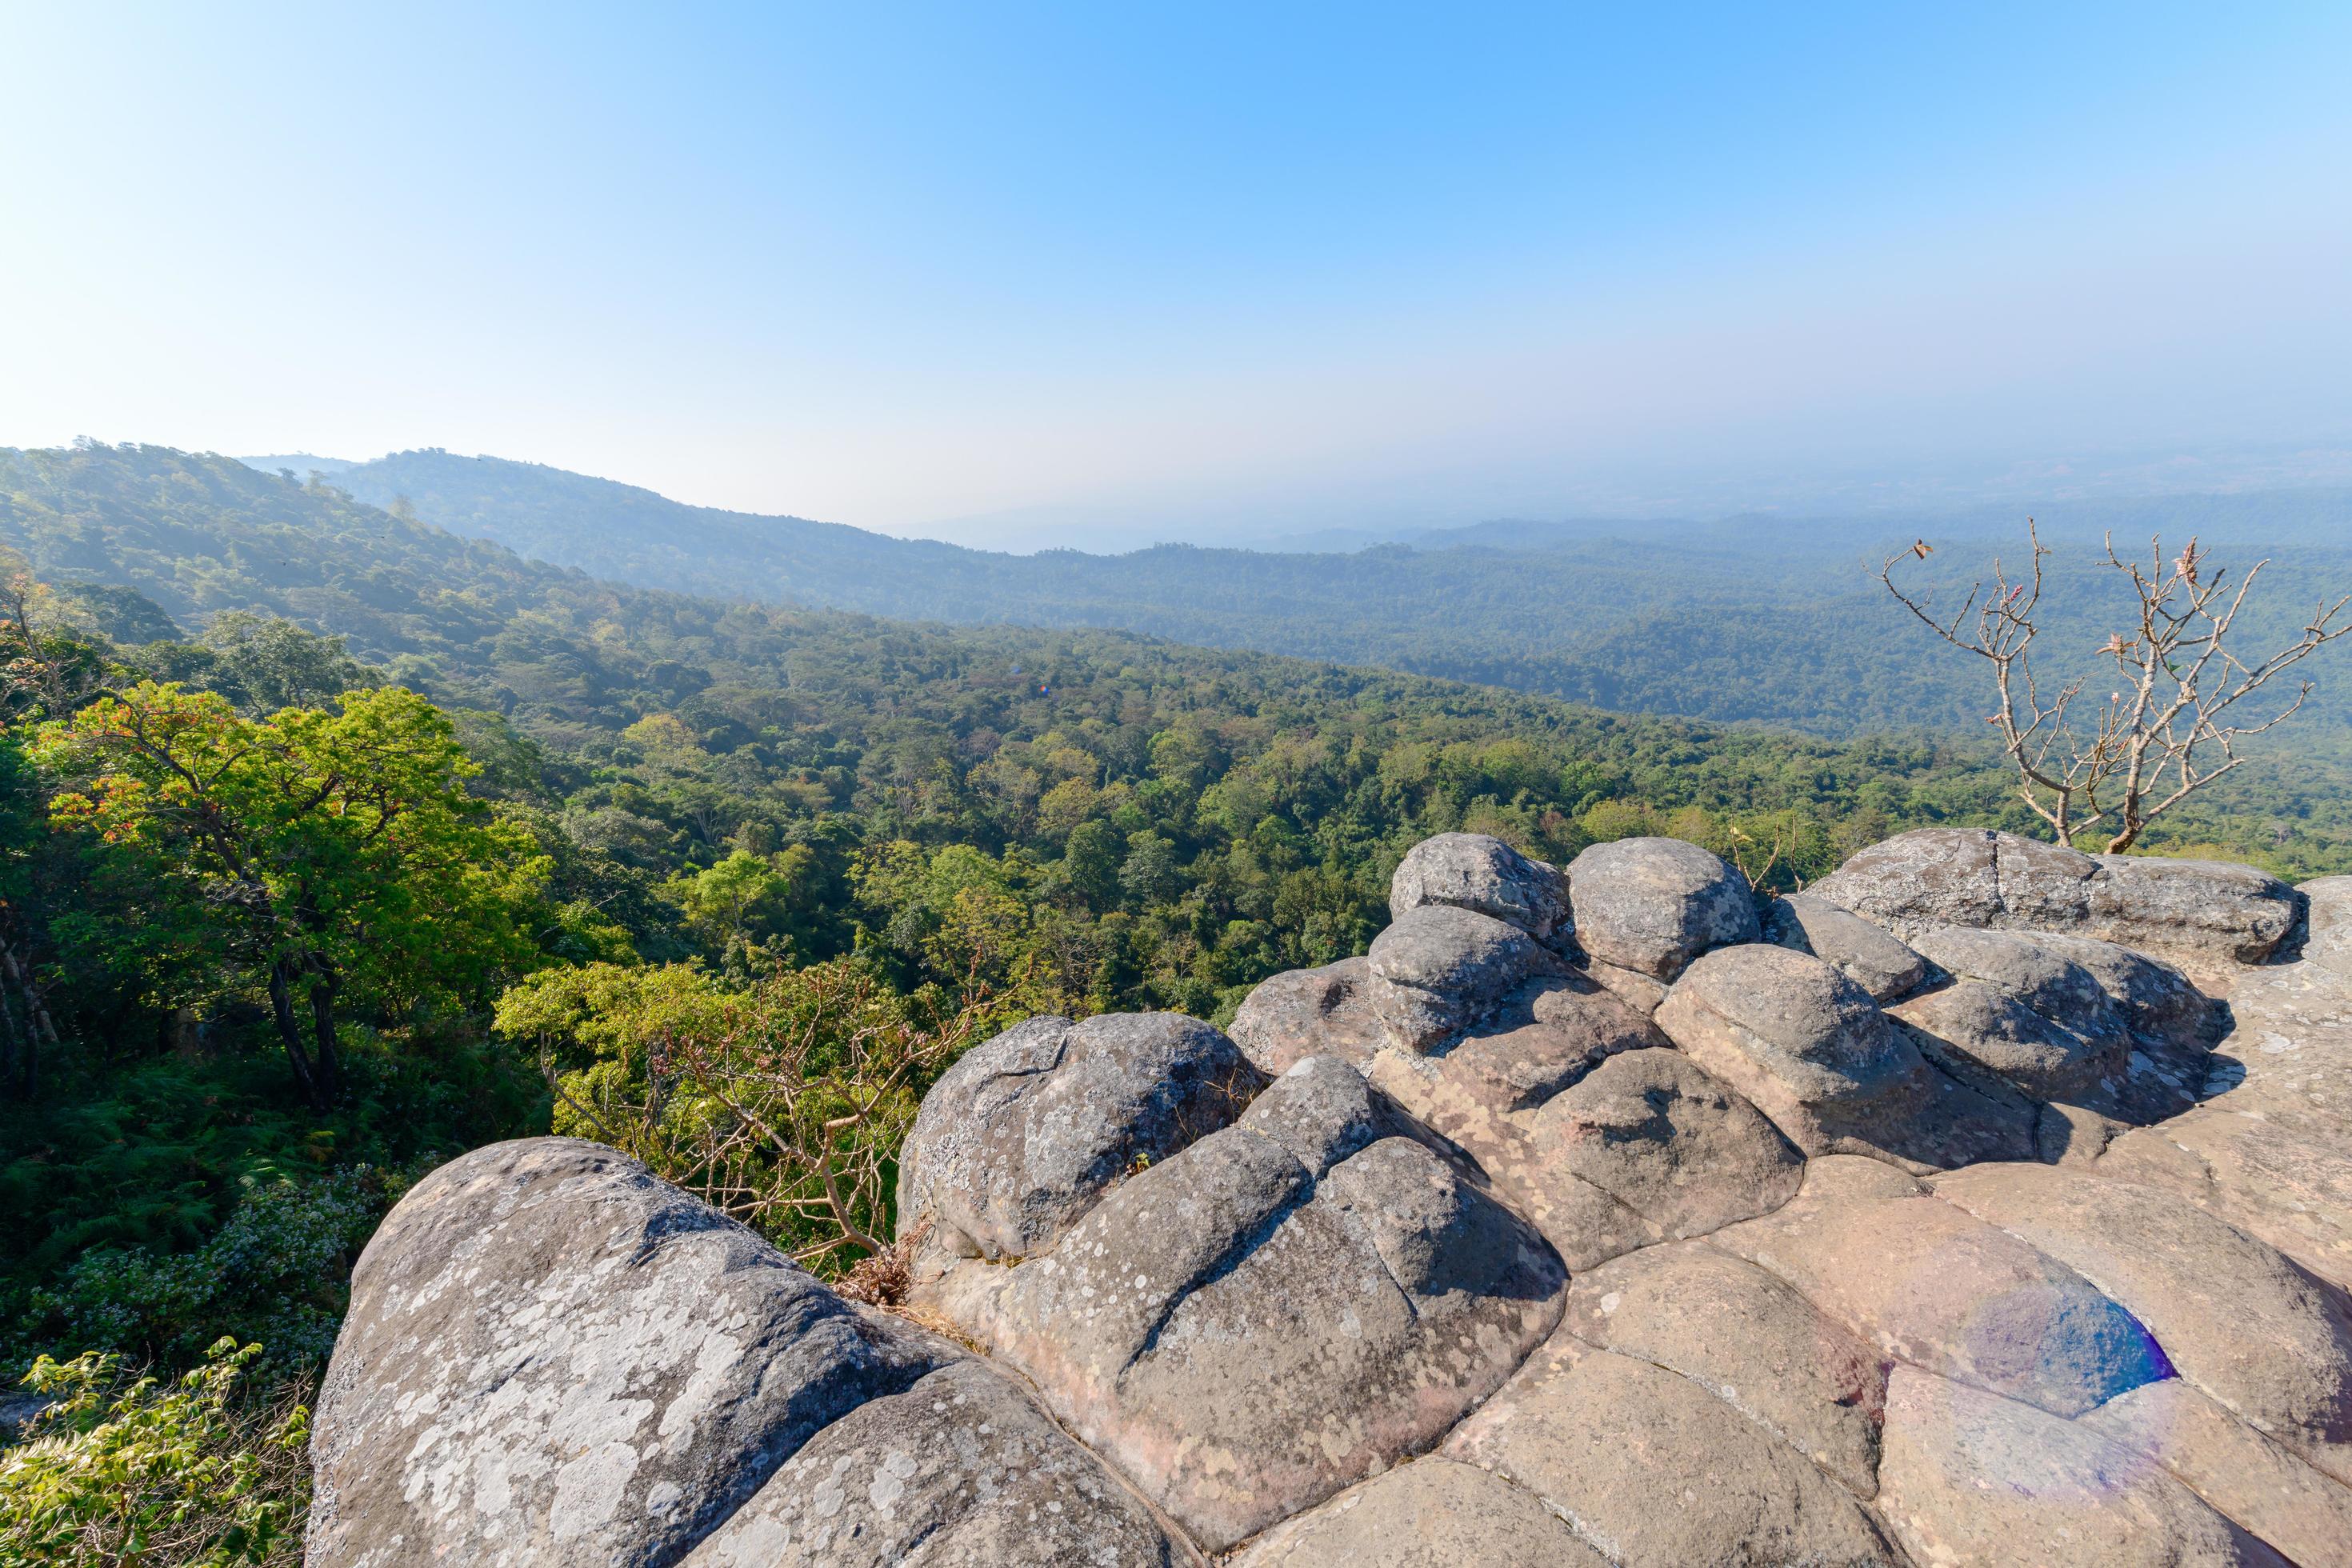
[4,2,2348,546]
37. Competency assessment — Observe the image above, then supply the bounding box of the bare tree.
[1881,523,2352,851]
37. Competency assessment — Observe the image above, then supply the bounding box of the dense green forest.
[2,441,2349,1559]
[299,446,2352,738]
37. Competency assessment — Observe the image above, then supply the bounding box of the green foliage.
[0,1340,308,1568]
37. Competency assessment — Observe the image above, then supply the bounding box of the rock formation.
[310,827,2352,1566]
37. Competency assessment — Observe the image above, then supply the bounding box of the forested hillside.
[2,440,2349,1559]
[298,446,2352,737]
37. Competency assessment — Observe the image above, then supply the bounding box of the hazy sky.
[5,3,2350,547]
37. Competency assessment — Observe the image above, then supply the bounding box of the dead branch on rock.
[1882,522,2352,850]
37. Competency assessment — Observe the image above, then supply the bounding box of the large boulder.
[1557,1241,1889,1498]
[1876,1367,2290,1566]
[1228,956,1387,1074]
[1655,943,2038,1171]
[1388,832,1572,943]
[1566,836,1758,979]
[1763,892,1930,1002]
[931,1057,1566,1550]
[1362,904,1558,1050]
[894,1012,1261,1266]
[1711,1157,2172,1418]
[1811,828,2301,964]
[680,1358,1194,1567]
[308,1139,1189,1568]
[1445,1337,1903,1567]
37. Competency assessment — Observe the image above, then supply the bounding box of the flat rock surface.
[1557,1239,1890,1498]
[2079,1378,2352,1568]
[896,1011,1260,1265]
[1230,1458,1607,1568]
[309,1138,945,1568]
[1876,1366,2289,1567]
[1566,836,1758,979]
[1387,832,1571,943]
[1446,1338,1902,1567]
[1712,1157,2171,1418]
[1931,1162,2352,1482]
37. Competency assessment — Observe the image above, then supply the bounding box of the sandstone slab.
[1875,1366,2288,1567]
[1230,1458,1607,1568]
[1712,1156,2171,1418]
[1364,904,1556,1050]
[1446,1338,1902,1566]
[1558,1240,1889,1497]
[1932,1162,2352,1482]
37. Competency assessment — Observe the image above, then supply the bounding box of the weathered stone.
[1657,943,2038,1172]
[1388,832,1572,943]
[2306,874,2352,982]
[1235,1053,1397,1177]
[680,1358,1193,1567]
[1230,1458,1607,1568]
[2099,1107,2352,1292]
[1812,828,2301,964]
[1894,978,2124,1103]
[1363,904,1557,1049]
[1558,1240,1889,1498]
[2080,1378,2352,1568]
[308,1138,943,1568]
[945,1111,1564,1550]
[1580,958,1670,1015]
[896,1012,1261,1265]
[1566,836,1758,978]
[1446,1338,1902,1566]
[1712,1156,2171,1418]
[1228,957,1386,1075]
[1765,892,1930,1002]
[1932,1162,2352,1482]
[1876,1366,2290,1567]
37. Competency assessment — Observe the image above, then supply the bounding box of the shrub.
[0,1339,308,1567]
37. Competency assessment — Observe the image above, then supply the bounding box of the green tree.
[34,685,548,1107]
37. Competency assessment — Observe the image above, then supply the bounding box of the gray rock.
[679,1358,1193,1567]
[1364,905,1557,1050]
[1237,1054,1396,1177]
[1811,828,2301,964]
[895,1011,1261,1265]
[1764,892,1930,1002]
[307,1138,943,1568]
[1557,1241,1889,1498]
[1445,1337,1903,1567]
[1877,1366,2290,1566]
[1893,978,2124,1103]
[942,1116,1564,1550]
[1228,957,1386,1074]
[1712,1156,2172,1418]
[1656,943,2038,1172]
[1388,832,1572,943]
[1232,1458,1607,1568]
[1579,957,1670,1016]
[1566,836,1759,979]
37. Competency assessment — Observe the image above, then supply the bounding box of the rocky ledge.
[307,828,2352,1566]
